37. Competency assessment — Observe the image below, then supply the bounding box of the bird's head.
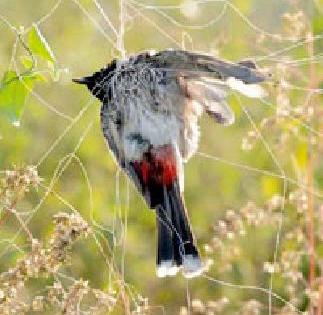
[73,59,117,102]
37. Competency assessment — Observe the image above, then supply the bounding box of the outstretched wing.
[146,49,267,84]
[144,49,268,126]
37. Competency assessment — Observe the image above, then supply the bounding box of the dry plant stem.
[318,279,323,315]
[0,187,14,229]
[90,230,131,314]
[120,280,131,315]
[116,1,130,312]
[306,30,316,315]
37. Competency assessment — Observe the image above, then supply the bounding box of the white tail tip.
[182,255,205,278]
[156,261,180,278]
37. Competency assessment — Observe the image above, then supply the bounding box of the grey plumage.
[74,49,268,278]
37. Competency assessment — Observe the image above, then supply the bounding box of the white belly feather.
[122,98,203,163]
[123,109,180,160]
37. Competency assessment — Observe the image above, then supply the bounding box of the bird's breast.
[122,105,181,160]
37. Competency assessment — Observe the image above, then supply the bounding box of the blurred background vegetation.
[0,0,322,314]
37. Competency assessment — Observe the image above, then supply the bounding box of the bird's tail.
[155,182,204,278]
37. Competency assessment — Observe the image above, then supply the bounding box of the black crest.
[73,59,117,101]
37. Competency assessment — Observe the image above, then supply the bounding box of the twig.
[306,30,316,315]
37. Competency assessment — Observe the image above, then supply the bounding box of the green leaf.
[20,55,34,70]
[31,72,47,82]
[0,71,36,125]
[28,24,55,63]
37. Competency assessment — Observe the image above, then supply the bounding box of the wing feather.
[146,50,268,84]
[182,79,235,126]
[146,49,268,125]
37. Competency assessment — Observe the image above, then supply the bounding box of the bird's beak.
[72,77,91,85]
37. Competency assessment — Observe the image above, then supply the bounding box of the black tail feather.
[156,203,174,265]
[156,182,202,277]
[168,183,199,262]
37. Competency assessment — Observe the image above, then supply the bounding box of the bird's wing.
[180,77,235,126]
[146,49,267,84]
[100,105,126,167]
[101,109,149,203]
[145,49,268,125]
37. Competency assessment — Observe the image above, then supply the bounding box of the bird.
[73,49,268,278]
